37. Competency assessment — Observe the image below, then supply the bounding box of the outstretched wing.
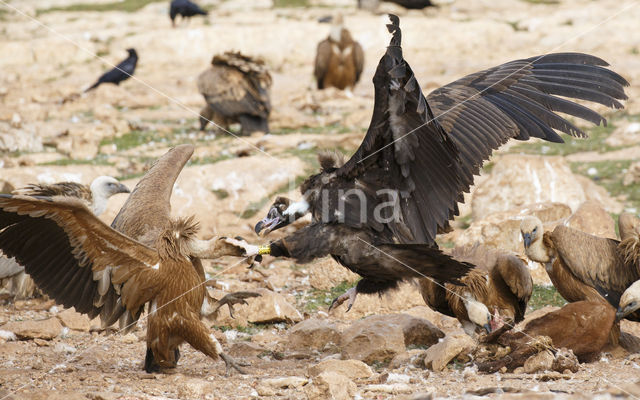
[336,14,628,244]
[0,195,161,324]
[14,182,92,203]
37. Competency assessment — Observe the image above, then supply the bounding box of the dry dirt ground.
[2,0,640,399]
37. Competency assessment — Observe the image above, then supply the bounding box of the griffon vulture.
[521,214,640,322]
[198,51,272,135]
[0,146,261,374]
[254,14,628,311]
[419,244,532,336]
[85,49,138,92]
[170,0,207,27]
[314,14,365,91]
[0,176,130,299]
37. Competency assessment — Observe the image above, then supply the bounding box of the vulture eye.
[532,227,537,233]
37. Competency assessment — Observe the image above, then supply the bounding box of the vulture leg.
[212,291,261,318]
[329,287,357,312]
[329,278,399,312]
[238,115,269,135]
[199,104,214,131]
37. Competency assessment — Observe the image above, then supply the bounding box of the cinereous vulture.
[254,14,628,311]
[198,51,272,135]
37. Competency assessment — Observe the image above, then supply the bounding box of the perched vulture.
[198,52,272,135]
[0,145,260,374]
[521,214,640,322]
[0,176,129,299]
[618,279,640,320]
[169,0,207,27]
[419,244,532,335]
[314,14,365,91]
[254,14,628,311]
[85,48,138,92]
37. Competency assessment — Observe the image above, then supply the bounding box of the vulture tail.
[376,243,473,284]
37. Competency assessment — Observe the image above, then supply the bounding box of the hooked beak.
[523,233,532,248]
[483,323,492,334]
[255,207,288,236]
[617,301,639,321]
[117,183,131,194]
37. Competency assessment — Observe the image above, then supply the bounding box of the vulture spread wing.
[335,14,628,244]
[550,226,640,305]
[0,195,161,322]
[14,182,92,203]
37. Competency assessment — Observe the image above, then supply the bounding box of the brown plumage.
[419,244,532,335]
[0,146,260,374]
[254,15,627,311]
[198,51,272,135]
[314,15,364,90]
[521,214,640,322]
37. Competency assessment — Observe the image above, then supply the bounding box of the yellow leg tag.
[258,245,271,255]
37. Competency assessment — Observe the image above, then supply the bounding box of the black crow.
[170,0,208,27]
[85,48,138,92]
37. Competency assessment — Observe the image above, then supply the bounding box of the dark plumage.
[169,0,208,27]
[198,51,272,135]
[254,15,627,310]
[85,48,138,92]
[358,0,435,10]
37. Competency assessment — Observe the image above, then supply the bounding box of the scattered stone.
[244,288,302,324]
[288,318,341,350]
[56,308,91,332]
[308,359,373,380]
[423,334,476,371]
[0,330,16,342]
[260,376,308,389]
[308,258,359,290]
[177,378,216,399]
[523,350,555,373]
[1,317,62,340]
[552,348,579,373]
[565,200,616,238]
[305,371,357,400]
[53,343,77,354]
[228,342,266,357]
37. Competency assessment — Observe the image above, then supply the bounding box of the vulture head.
[520,216,550,263]
[255,152,344,236]
[463,295,492,334]
[90,176,130,215]
[617,280,640,321]
[126,48,138,58]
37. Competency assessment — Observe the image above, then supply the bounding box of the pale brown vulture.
[521,214,640,322]
[0,145,260,374]
[419,244,532,335]
[254,14,628,311]
[0,176,130,299]
[198,51,272,135]
[314,14,365,90]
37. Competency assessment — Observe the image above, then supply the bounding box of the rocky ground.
[2,0,640,398]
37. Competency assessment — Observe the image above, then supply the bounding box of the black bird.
[254,14,628,311]
[170,0,208,27]
[85,48,138,92]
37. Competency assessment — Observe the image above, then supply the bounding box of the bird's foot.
[213,291,261,318]
[329,287,358,312]
[220,352,249,375]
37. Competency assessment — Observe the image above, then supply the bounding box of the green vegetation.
[528,285,566,311]
[571,159,640,211]
[99,130,168,151]
[38,0,165,14]
[273,0,309,7]
[39,156,113,167]
[211,189,230,200]
[296,280,356,313]
[216,323,263,335]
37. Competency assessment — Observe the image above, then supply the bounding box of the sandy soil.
[2,0,640,398]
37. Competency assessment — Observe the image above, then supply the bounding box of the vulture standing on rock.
[0,145,261,374]
[169,0,207,27]
[314,14,365,91]
[198,51,272,135]
[0,176,130,299]
[85,48,138,92]
[521,214,640,322]
[254,14,628,311]
[419,244,532,336]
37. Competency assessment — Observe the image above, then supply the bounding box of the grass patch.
[297,280,356,313]
[273,0,309,7]
[570,159,640,211]
[100,130,170,151]
[528,285,566,311]
[39,156,113,167]
[38,0,164,14]
[216,323,263,335]
[212,189,229,200]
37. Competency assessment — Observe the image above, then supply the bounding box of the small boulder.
[552,348,579,373]
[423,334,476,371]
[177,378,216,399]
[228,342,266,358]
[244,289,302,324]
[305,371,357,400]
[523,349,555,373]
[308,258,359,290]
[56,308,90,332]
[2,317,62,340]
[288,318,341,350]
[565,200,616,239]
[308,359,373,380]
[260,376,308,389]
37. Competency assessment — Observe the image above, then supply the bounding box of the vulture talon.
[329,287,357,312]
[213,291,261,318]
[220,352,248,375]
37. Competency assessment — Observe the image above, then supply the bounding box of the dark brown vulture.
[0,176,130,299]
[419,244,532,336]
[254,14,628,311]
[0,145,260,374]
[521,214,640,322]
[198,51,272,135]
[314,14,365,91]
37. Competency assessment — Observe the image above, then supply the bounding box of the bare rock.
[288,318,341,350]
[575,175,624,214]
[565,200,616,239]
[341,314,443,364]
[177,378,216,399]
[56,308,90,332]
[305,371,357,400]
[423,334,476,371]
[228,342,266,357]
[308,359,373,380]
[552,348,579,373]
[2,317,62,340]
[605,121,640,147]
[244,288,302,324]
[524,350,555,373]
[260,376,308,389]
[308,258,359,290]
